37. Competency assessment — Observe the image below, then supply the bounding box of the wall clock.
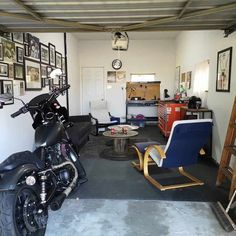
[112,59,122,70]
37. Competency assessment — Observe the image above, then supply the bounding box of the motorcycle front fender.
[0,164,38,191]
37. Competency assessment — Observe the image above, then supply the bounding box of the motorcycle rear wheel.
[0,186,48,236]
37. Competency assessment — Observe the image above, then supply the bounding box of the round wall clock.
[112,59,122,70]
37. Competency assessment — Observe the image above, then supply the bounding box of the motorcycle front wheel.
[0,185,48,236]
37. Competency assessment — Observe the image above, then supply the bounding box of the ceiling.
[0,0,236,34]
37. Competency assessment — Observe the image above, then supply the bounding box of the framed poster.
[14,63,24,80]
[40,43,49,64]
[16,46,24,63]
[0,62,9,77]
[24,58,41,90]
[1,39,15,62]
[55,51,62,69]
[0,43,3,61]
[216,47,232,92]
[0,80,14,105]
[12,33,24,44]
[49,43,56,67]
[28,34,40,61]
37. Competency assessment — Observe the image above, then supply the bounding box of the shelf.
[126,100,158,107]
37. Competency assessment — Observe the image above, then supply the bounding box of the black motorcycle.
[0,85,86,236]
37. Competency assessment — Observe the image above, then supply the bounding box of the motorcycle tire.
[0,185,48,236]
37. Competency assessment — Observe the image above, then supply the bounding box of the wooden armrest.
[144,145,166,160]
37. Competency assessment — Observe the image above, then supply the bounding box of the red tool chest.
[158,101,184,137]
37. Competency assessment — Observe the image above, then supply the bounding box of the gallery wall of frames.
[0,32,66,108]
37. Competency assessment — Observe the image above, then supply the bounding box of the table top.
[103,130,138,138]
[108,124,139,131]
[180,106,213,112]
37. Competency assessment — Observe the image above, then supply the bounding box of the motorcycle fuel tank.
[35,122,64,148]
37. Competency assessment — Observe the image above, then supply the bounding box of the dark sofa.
[67,115,92,153]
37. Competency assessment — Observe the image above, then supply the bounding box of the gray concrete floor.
[46,199,235,236]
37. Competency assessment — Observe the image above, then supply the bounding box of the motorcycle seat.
[0,151,44,172]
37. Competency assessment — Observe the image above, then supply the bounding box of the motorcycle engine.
[58,169,70,186]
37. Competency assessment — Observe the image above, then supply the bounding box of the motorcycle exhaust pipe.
[50,193,66,211]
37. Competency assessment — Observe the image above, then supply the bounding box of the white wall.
[176,30,236,162]
[77,38,176,119]
[0,33,65,161]
[66,33,81,115]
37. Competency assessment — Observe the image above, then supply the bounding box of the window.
[130,73,156,82]
[193,60,209,96]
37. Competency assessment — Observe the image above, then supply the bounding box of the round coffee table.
[101,130,138,160]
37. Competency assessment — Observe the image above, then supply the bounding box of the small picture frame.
[49,43,56,67]
[9,64,14,78]
[55,51,62,69]
[40,43,49,64]
[62,57,66,74]
[1,80,14,105]
[14,80,25,96]
[46,66,53,78]
[216,47,232,92]
[0,62,9,77]
[41,64,47,80]
[0,43,3,61]
[24,44,29,57]
[16,47,24,63]
[23,33,29,44]
[24,58,42,90]
[12,33,24,44]
[14,63,24,80]
[2,39,15,62]
[28,34,40,61]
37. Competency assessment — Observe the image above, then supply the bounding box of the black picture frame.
[0,62,9,77]
[41,64,47,87]
[40,43,49,64]
[0,80,14,105]
[24,57,42,91]
[16,46,24,63]
[14,63,24,80]
[12,33,24,44]
[46,66,53,78]
[49,43,56,67]
[0,43,3,61]
[216,47,232,92]
[24,44,29,57]
[28,33,40,61]
[55,51,62,69]
[23,33,29,44]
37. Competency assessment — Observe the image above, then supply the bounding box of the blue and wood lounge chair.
[133,119,213,190]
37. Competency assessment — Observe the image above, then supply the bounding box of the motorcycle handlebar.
[11,85,70,118]
[11,108,23,118]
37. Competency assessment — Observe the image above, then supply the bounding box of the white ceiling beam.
[122,2,236,31]
[13,0,42,21]
[178,0,192,19]
[0,11,104,31]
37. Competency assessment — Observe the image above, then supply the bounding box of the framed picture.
[62,57,66,74]
[24,44,29,57]
[55,51,62,68]
[216,47,232,92]
[14,80,25,96]
[0,62,9,77]
[12,33,24,44]
[41,64,47,86]
[186,71,192,89]
[1,39,15,62]
[107,71,116,83]
[44,78,49,86]
[40,43,49,64]
[16,47,24,63]
[0,80,14,105]
[49,43,56,67]
[24,58,41,90]
[14,63,24,80]
[2,32,12,40]
[0,43,3,61]
[46,66,53,78]
[23,33,29,44]
[28,34,40,61]
[9,64,14,78]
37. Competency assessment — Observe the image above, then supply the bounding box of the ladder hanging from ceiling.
[216,96,236,199]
